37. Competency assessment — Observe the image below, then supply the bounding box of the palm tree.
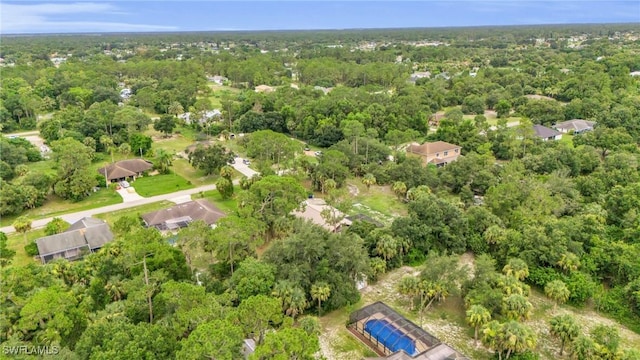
[392,181,407,200]
[482,320,503,359]
[497,274,528,296]
[285,287,308,321]
[484,225,506,245]
[272,280,294,312]
[362,173,376,191]
[310,282,331,316]
[557,252,580,273]
[500,321,537,360]
[220,165,234,180]
[13,164,29,177]
[397,276,419,310]
[466,304,492,347]
[545,280,570,310]
[322,178,336,194]
[100,135,115,163]
[154,148,173,174]
[13,216,32,244]
[104,276,126,301]
[571,335,597,360]
[118,143,131,158]
[503,258,529,281]
[550,314,580,356]
[167,101,184,116]
[375,235,398,262]
[502,294,533,321]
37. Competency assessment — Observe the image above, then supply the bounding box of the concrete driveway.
[231,158,259,178]
[116,187,144,202]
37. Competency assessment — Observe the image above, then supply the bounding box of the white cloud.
[0,2,178,33]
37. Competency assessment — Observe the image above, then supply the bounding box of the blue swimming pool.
[364,319,416,355]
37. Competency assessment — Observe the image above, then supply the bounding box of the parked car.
[304,144,310,151]
[314,151,323,156]
[228,158,236,164]
[242,159,251,165]
[119,181,130,188]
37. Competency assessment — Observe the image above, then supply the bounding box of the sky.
[1,1,639,34]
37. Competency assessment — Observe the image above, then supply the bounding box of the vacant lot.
[133,173,194,197]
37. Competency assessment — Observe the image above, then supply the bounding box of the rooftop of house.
[98,159,154,180]
[141,199,226,230]
[407,141,461,156]
[553,119,596,131]
[36,217,113,257]
[533,124,562,138]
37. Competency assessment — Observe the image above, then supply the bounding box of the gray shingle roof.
[36,217,114,261]
[141,199,225,230]
[98,159,153,180]
[553,119,596,132]
[533,124,561,139]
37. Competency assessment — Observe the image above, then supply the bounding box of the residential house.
[553,119,596,134]
[141,199,226,231]
[98,159,154,182]
[349,302,469,360]
[406,141,462,167]
[178,109,221,125]
[36,217,114,264]
[241,339,256,359]
[409,71,431,83]
[255,85,276,93]
[629,71,640,77]
[207,75,228,85]
[292,198,352,232]
[120,88,132,99]
[533,124,562,141]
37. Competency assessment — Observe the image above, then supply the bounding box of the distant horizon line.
[3,22,639,37]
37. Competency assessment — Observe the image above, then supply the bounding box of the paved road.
[0,184,221,234]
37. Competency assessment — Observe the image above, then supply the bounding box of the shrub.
[24,241,39,256]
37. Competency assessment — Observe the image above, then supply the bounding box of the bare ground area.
[319,254,640,360]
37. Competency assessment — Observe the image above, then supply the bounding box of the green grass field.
[133,173,194,197]
[5,228,47,267]
[0,189,122,227]
[94,201,175,226]
[193,188,239,214]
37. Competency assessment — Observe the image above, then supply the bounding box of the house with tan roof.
[141,199,226,231]
[292,198,352,232]
[98,159,154,182]
[36,217,114,264]
[406,141,462,167]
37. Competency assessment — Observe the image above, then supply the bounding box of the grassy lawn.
[133,173,194,197]
[171,158,220,187]
[346,179,407,222]
[193,188,239,214]
[559,133,574,148]
[5,228,47,267]
[0,189,122,227]
[146,126,199,154]
[94,201,175,226]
